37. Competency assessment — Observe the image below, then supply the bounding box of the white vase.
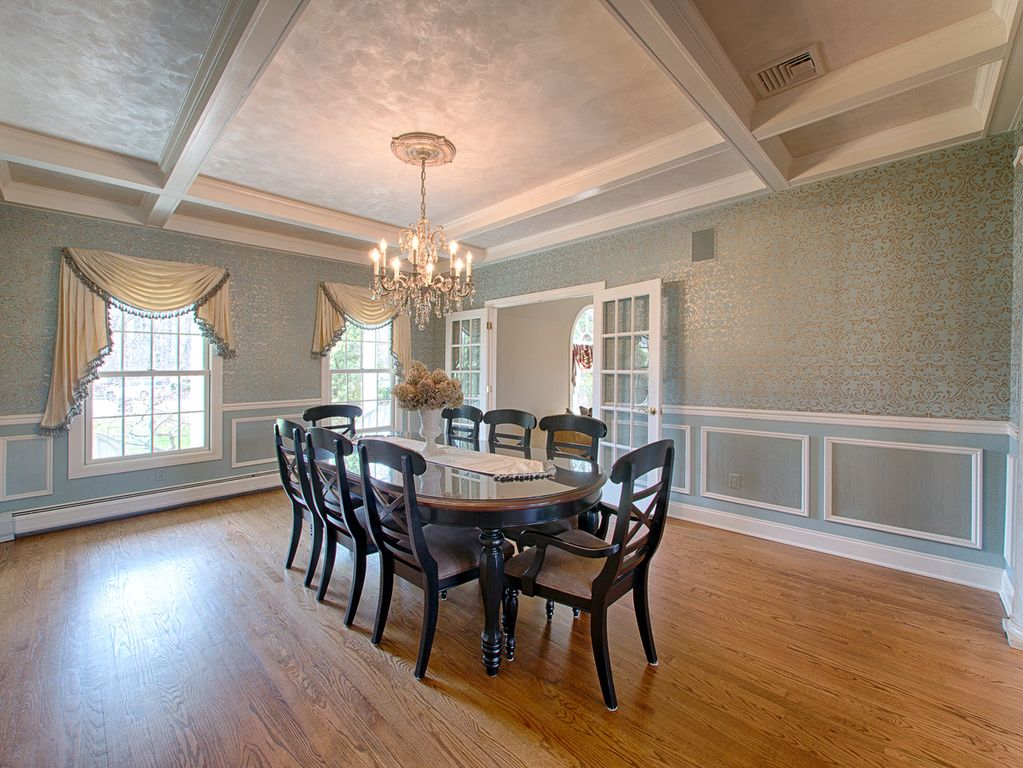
[419,409,443,455]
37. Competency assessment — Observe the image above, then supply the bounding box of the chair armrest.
[517,530,619,558]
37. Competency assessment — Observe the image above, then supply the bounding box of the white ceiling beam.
[2,182,145,225]
[164,212,369,264]
[0,161,11,201]
[445,122,726,241]
[751,11,1009,140]
[788,106,986,185]
[0,124,164,192]
[143,0,310,227]
[601,0,791,191]
[482,170,765,263]
[986,0,1023,130]
[185,176,402,246]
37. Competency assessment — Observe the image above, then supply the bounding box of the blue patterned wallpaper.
[1012,129,1022,426]
[477,134,1015,420]
[0,203,438,413]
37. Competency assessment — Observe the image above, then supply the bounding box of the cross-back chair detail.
[503,439,674,710]
[483,408,537,451]
[300,427,375,623]
[303,403,363,437]
[442,405,483,448]
[274,418,322,586]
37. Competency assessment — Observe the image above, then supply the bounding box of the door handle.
[649,407,657,415]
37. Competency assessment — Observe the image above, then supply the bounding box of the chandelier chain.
[420,158,428,220]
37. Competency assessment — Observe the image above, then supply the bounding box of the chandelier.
[369,132,475,329]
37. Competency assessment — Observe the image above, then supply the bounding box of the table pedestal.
[478,528,506,675]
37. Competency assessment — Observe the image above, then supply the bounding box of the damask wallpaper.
[1011,130,1022,426]
[477,134,1015,420]
[0,204,438,414]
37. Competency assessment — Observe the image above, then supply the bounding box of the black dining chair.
[274,418,321,586]
[483,408,537,451]
[358,438,515,680]
[303,403,363,437]
[442,405,483,449]
[503,439,674,710]
[299,427,376,624]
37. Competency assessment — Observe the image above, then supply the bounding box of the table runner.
[377,437,555,480]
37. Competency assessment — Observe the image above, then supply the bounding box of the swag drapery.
[311,282,412,371]
[571,343,593,386]
[40,247,236,435]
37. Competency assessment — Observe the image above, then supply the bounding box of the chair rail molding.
[222,397,323,412]
[700,426,811,517]
[663,405,1013,435]
[823,436,983,549]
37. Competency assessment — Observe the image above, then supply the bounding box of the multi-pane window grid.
[599,295,651,470]
[89,307,209,461]
[329,324,394,432]
[449,318,482,409]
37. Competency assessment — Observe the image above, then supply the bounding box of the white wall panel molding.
[0,435,52,501]
[663,405,1013,436]
[661,423,692,495]
[222,398,322,413]
[1006,453,1017,568]
[0,414,43,428]
[700,426,810,516]
[823,437,983,549]
[231,413,300,468]
[670,501,1005,595]
[11,472,278,537]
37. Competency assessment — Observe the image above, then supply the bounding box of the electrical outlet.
[155,468,167,481]
[727,472,740,490]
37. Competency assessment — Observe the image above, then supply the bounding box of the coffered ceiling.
[0,0,1021,267]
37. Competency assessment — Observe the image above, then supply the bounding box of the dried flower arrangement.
[394,361,464,411]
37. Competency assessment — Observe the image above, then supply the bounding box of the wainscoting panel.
[701,427,809,516]
[660,423,691,494]
[1,435,52,501]
[825,437,982,548]
[232,415,299,469]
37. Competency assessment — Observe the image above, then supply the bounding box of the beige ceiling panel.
[201,0,704,226]
[691,0,990,88]
[781,69,979,158]
[0,0,226,161]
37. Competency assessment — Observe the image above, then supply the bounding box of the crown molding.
[0,160,11,201]
[3,182,145,225]
[483,170,765,262]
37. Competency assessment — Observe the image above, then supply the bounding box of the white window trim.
[319,325,397,434]
[67,355,223,479]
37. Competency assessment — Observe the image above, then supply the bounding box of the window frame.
[319,321,396,434]
[67,312,223,479]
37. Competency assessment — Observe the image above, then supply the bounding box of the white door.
[592,279,662,470]
[445,307,495,412]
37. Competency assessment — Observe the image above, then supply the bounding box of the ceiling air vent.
[749,43,825,97]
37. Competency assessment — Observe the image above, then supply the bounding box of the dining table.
[342,433,606,676]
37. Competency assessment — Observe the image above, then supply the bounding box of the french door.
[592,279,662,471]
[445,307,495,412]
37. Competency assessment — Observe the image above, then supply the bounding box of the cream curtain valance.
[312,282,412,372]
[40,247,236,434]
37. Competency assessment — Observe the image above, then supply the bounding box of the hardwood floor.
[2,490,1022,767]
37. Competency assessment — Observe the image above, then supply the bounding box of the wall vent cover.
[749,43,825,97]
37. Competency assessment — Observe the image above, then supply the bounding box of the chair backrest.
[302,404,363,436]
[483,408,537,450]
[357,439,435,577]
[302,427,360,535]
[274,418,307,506]
[596,439,674,589]
[442,405,483,445]
[538,413,607,461]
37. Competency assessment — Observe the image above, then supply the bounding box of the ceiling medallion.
[370,132,474,329]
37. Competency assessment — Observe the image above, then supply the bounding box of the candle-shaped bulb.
[454,258,463,277]
[391,257,401,279]
[449,241,458,256]
[426,261,434,277]
[466,251,473,277]
[412,234,419,253]
[379,237,387,254]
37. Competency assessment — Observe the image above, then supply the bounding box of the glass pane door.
[445,308,493,411]
[593,280,661,471]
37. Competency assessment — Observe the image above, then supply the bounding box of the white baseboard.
[12,472,280,537]
[1005,617,1023,649]
[670,501,1006,595]
[1001,568,1016,616]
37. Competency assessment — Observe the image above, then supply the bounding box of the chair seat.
[505,529,608,599]
[421,526,515,580]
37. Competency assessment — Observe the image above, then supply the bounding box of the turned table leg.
[478,527,506,676]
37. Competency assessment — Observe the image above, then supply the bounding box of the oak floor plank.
[2,489,1023,767]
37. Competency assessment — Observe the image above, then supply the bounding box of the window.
[69,306,222,477]
[570,305,594,414]
[325,323,394,432]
